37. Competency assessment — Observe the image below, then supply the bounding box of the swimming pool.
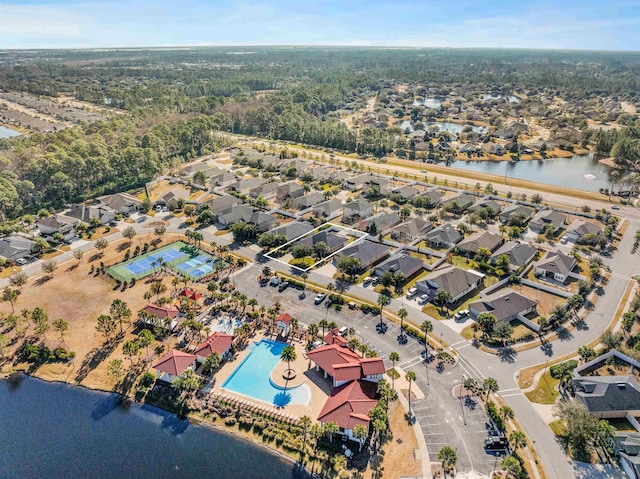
[222,340,310,406]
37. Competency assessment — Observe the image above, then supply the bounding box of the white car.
[363,277,373,286]
[454,309,469,321]
[406,287,418,299]
[15,258,28,266]
[418,294,429,305]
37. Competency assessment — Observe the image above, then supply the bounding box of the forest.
[1,47,640,221]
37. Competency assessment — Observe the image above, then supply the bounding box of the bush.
[290,257,314,268]
[550,360,578,379]
[224,417,237,427]
[51,347,75,361]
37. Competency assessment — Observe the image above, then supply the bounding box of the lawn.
[549,419,566,438]
[408,249,439,265]
[450,254,472,270]
[422,292,481,320]
[510,283,566,317]
[524,369,559,404]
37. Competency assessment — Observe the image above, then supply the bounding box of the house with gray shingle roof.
[0,235,37,261]
[534,250,577,283]
[97,193,143,213]
[490,241,538,272]
[313,199,344,218]
[468,200,503,216]
[268,221,315,241]
[499,203,535,225]
[456,231,503,257]
[529,209,567,234]
[217,206,278,232]
[415,189,445,207]
[335,240,389,270]
[294,192,325,210]
[374,253,424,279]
[276,182,305,202]
[250,181,280,199]
[440,192,476,212]
[416,266,484,304]
[469,288,537,323]
[228,178,266,194]
[359,212,402,234]
[565,220,602,243]
[391,218,433,242]
[389,185,420,202]
[424,223,463,248]
[298,231,348,254]
[342,199,373,225]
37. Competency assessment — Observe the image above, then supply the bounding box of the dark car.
[278,281,290,292]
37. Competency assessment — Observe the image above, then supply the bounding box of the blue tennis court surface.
[107,241,224,282]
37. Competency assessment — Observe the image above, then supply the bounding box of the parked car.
[454,309,469,321]
[363,277,373,286]
[269,276,281,286]
[15,258,28,266]
[348,301,357,310]
[611,205,621,210]
[109,220,118,227]
[314,293,327,305]
[278,281,290,292]
[338,326,348,335]
[406,287,418,298]
[418,293,429,305]
[372,277,380,286]
[560,236,568,244]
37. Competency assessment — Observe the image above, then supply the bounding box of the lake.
[413,97,444,108]
[449,154,612,192]
[0,126,22,138]
[481,93,520,103]
[0,375,307,479]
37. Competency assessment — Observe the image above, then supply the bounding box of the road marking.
[451,340,467,347]
[456,343,471,350]
[498,388,521,394]
[500,392,525,398]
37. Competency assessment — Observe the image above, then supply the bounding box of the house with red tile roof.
[138,304,180,331]
[276,312,293,336]
[179,288,203,301]
[318,380,378,444]
[323,328,348,347]
[152,349,197,383]
[307,344,385,387]
[193,332,234,362]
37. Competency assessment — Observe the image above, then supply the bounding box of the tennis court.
[107,241,224,282]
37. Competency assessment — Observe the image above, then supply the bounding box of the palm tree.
[352,424,369,452]
[318,319,329,337]
[307,323,319,341]
[377,293,391,328]
[150,281,167,301]
[280,345,297,375]
[406,370,417,415]
[509,430,527,452]
[143,291,152,304]
[323,421,339,443]
[301,272,308,293]
[500,405,514,424]
[299,415,312,445]
[483,377,499,402]
[420,320,433,359]
[398,307,408,336]
[389,351,400,389]
[438,445,458,478]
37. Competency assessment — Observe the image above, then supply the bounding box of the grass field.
[524,369,559,404]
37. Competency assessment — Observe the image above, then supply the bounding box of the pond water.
[413,97,444,108]
[0,126,22,138]
[0,375,307,479]
[481,93,520,103]
[449,154,612,192]
[426,122,487,135]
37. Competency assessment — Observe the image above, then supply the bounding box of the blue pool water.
[222,340,311,406]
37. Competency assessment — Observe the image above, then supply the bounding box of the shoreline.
[2,370,308,473]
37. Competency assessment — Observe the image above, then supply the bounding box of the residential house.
[490,241,538,272]
[293,192,325,210]
[206,195,241,215]
[373,253,424,280]
[342,199,373,225]
[573,375,640,420]
[0,235,37,261]
[298,230,348,254]
[228,178,266,194]
[97,193,143,214]
[459,143,480,155]
[424,223,463,248]
[456,231,503,257]
[564,220,602,243]
[499,203,535,225]
[217,206,278,232]
[313,199,344,218]
[249,181,280,199]
[364,176,390,195]
[416,189,445,206]
[343,174,373,192]
[389,185,420,202]
[152,349,197,384]
[481,143,506,156]
[194,332,234,362]
[359,212,401,235]
[529,209,567,234]
[468,200,503,216]
[615,433,640,479]
[268,221,315,241]
[391,218,433,242]
[416,266,484,304]
[468,288,537,323]
[534,250,577,283]
[440,192,476,212]
[65,204,116,225]
[276,182,305,202]
[36,215,78,241]
[335,241,389,270]
[306,166,332,182]
[210,171,238,188]
[138,304,180,331]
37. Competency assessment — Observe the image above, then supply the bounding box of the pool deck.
[212,332,330,420]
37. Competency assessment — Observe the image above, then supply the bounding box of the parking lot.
[235,264,496,476]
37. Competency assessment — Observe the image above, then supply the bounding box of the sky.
[1,0,639,50]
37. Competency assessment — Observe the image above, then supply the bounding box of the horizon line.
[1,44,640,54]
